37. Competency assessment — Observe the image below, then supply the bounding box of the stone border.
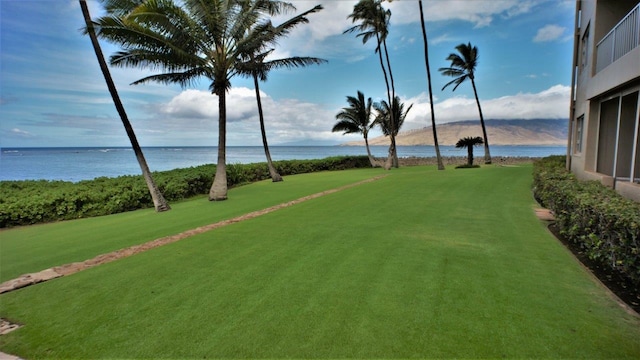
[0,175,387,295]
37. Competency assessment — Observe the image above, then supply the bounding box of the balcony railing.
[595,3,640,73]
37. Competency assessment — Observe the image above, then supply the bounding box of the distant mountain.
[341,119,568,146]
[275,139,340,146]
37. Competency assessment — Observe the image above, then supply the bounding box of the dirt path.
[0,175,387,296]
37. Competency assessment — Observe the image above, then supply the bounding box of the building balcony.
[595,2,639,73]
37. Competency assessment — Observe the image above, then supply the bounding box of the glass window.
[580,24,590,72]
[574,115,584,154]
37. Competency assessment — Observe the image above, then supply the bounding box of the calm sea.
[0,145,566,182]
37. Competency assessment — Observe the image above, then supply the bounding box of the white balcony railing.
[595,3,640,73]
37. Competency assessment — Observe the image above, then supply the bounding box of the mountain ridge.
[341,118,568,146]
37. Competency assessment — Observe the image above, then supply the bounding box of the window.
[574,115,584,154]
[580,24,590,72]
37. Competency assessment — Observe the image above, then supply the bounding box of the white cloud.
[272,0,539,59]
[386,0,536,28]
[431,33,455,45]
[533,24,566,42]
[147,84,570,145]
[398,84,570,130]
[147,87,337,145]
[10,128,34,138]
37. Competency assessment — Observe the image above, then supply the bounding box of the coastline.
[397,155,545,167]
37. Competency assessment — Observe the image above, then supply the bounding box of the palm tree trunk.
[418,0,444,171]
[253,74,282,182]
[382,39,399,168]
[79,0,170,212]
[375,33,393,170]
[470,77,491,164]
[363,134,379,167]
[468,146,474,166]
[209,90,228,201]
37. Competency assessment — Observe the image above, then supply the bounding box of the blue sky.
[1,0,575,147]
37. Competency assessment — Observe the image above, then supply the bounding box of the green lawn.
[1,165,639,358]
[0,168,381,283]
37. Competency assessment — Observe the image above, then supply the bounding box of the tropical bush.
[533,155,640,285]
[0,156,370,228]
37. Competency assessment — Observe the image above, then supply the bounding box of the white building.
[568,0,640,201]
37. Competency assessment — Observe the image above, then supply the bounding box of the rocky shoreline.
[395,156,544,167]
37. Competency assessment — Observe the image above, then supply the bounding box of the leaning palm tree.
[93,0,321,200]
[345,0,398,169]
[240,8,326,182]
[373,96,412,165]
[418,0,444,170]
[332,91,379,167]
[455,136,484,167]
[439,42,492,164]
[79,0,170,212]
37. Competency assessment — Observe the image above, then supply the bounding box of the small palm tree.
[79,0,170,212]
[332,91,379,167]
[439,42,492,164]
[418,0,444,170]
[373,96,412,167]
[455,136,484,167]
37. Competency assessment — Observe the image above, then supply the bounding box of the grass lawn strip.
[0,168,382,283]
[0,174,386,294]
[2,166,640,358]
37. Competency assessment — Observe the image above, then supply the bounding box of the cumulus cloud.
[399,84,570,130]
[146,84,570,145]
[148,87,337,145]
[533,24,566,42]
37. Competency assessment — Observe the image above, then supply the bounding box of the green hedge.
[533,155,640,285]
[0,156,371,228]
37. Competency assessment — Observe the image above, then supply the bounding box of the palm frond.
[455,136,484,148]
[332,120,361,134]
[439,42,479,92]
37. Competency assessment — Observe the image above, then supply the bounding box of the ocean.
[0,145,566,182]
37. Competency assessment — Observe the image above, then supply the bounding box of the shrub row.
[533,155,640,285]
[0,156,371,228]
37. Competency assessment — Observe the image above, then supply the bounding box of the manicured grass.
[0,168,381,282]
[1,165,639,358]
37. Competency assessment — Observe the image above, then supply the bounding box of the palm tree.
[455,136,484,167]
[241,8,326,182]
[332,91,379,167]
[345,0,398,169]
[79,0,170,212]
[439,42,492,164]
[418,0,444,171]
[373,96,412,161]
[93,0,321,201]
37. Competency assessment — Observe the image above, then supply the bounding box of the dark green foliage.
[533,156,640,285]
[0,156,370,228]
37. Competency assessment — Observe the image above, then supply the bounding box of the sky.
[0,0,576,147]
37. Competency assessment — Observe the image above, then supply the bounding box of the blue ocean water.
[0,145,566,182]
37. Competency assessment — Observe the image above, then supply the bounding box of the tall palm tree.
[455,136,484,167]
[439,42,492,164]
[93,0,320,200]
[79,0,170,212]
[241,8,326,182]
[332,91,379,167]
[345,0,398,169]
[373,96,412,161]
[418,0,444,171]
